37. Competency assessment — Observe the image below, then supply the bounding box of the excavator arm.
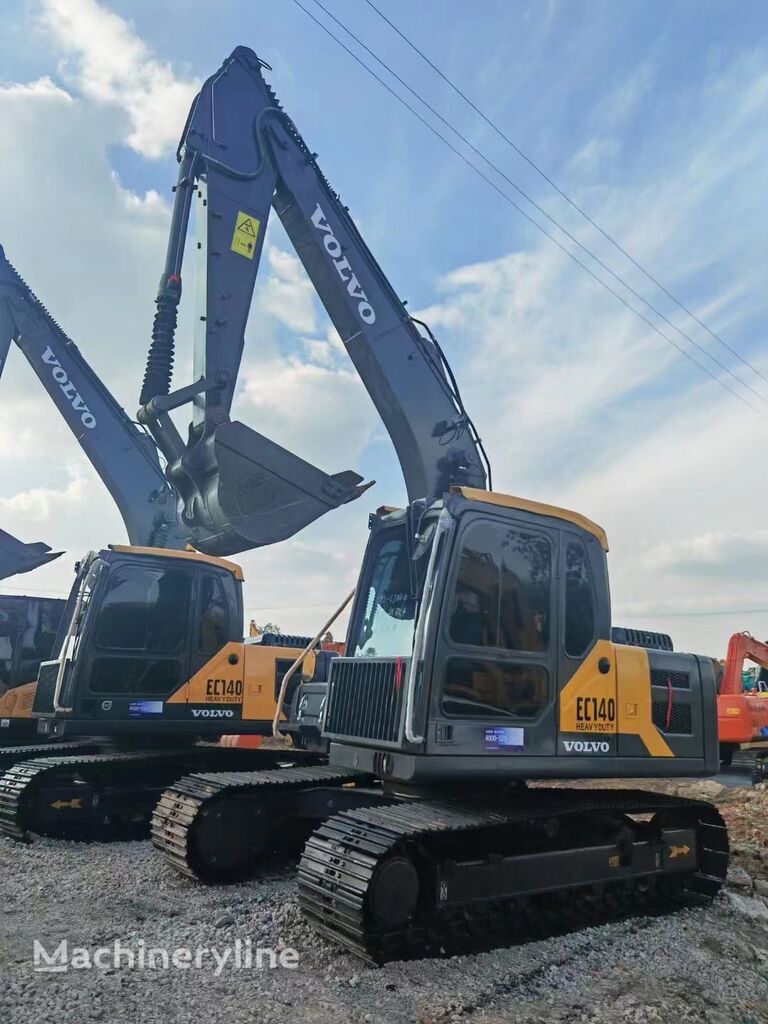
[0,246,188,550]
[139,46,487,556]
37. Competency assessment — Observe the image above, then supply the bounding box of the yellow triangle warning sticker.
[231,211,260,259]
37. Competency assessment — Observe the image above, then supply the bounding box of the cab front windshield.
[349,520,435,658]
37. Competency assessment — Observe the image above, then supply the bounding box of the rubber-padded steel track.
[152,765,366,882]
[0,748,311,841]
[298,789,728,963]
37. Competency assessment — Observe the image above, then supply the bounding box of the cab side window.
[564,540,595,658]
[197,575,230,659]
[449,521,551,653]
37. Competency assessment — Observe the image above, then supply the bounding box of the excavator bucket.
[0,528,63,580]
[186,421,371,556]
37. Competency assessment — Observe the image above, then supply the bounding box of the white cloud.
[0,473,89,522]
[1,4,766,659]
[0,76,72,104]
[238,357,377,473]
[568,137,620,175]
[111,172,170,220]
[647,531,768,580]
[36,0,199,158]
[594,60,656,128]
[414,50,768,654]
[259,247,319,335]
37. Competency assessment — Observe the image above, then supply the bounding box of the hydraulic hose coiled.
[140,283,179,406]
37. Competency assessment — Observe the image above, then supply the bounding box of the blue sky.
[0,0,767,653]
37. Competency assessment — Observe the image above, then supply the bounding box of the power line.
[305,0,768,410]
[245,601,346,613]
[364,0,768,391]
[617,607,768,619]
[292,1,768,421]
[0,583,69,597]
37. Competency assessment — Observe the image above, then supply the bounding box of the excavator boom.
[0,247,188,550]
[139,46,487,556]
[0,527,61,580]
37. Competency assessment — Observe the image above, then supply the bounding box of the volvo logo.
[563,739,610,754]
[310,203,376,325]
[41,347,96,429]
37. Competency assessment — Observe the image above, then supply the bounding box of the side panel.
[617,646,704,760]
[0,680,36,720]
[615,645,674,757]
[166,642,311,727]
[558,639,617,756]
[556,530,614,757]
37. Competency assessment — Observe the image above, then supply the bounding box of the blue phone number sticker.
[484,726,524,751]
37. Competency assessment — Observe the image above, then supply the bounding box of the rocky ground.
[1,780,767,1024]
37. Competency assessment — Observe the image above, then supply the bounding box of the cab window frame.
[563,535,597,659]
[437,512,556,723]
[92,562,194,655]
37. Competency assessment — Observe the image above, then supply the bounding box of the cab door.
[556,532,617,758]
[431,511,559,757]
[80,558,195,716]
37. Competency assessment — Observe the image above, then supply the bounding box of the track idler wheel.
[190,796,278,883]
[368,855,420,930]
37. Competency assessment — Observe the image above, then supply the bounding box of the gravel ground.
[2,783,768,1024]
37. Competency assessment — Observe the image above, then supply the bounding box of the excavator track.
[152,765,370,883]
[0,741,100,774]
[0,747,318,842]
[298,789,729,963]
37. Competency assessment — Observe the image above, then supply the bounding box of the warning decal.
[231,211,260,259]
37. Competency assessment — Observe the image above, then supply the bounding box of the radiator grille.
[324,657,408,746]
[652,701,692,734]
[650,669,690,690]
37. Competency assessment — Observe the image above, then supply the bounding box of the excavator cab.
[33,546,241,737]
[32,546,322,741]
[0,595,65,743]
[323,488,721,783]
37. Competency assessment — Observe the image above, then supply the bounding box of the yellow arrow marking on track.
[50,798,83,810]
[669,844,691,859]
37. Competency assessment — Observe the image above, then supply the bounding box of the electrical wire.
[364,0,768,390]
[305,0,768,410]
[0,583,69,597]
[292,0,768,421]
[617,608,768,619]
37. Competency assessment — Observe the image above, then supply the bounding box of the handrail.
[404,509,451,744]
[271,589,355,737]
[53,552,97,713]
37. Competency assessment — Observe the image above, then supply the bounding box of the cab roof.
[451,486,609,551]
[108,545,245,580]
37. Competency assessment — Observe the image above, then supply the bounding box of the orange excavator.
[717,632,768,782]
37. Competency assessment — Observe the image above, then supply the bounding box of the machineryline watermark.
[33,938,299,976]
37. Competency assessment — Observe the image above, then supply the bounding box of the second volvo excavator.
[0,243,333,833]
